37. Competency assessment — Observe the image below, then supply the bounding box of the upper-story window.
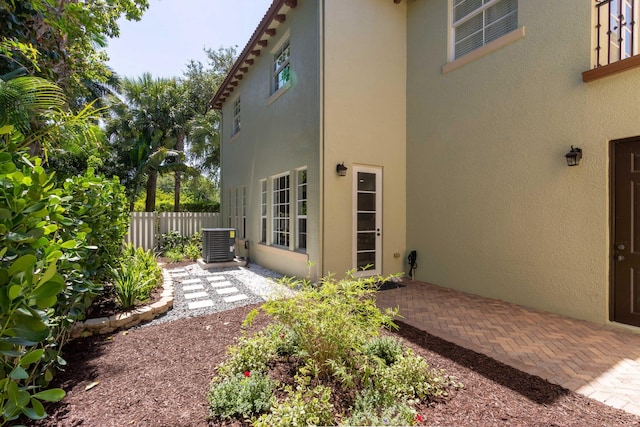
[452,0,518,60]
[595,0,639,66]
[273,41,291,93]
[232,97,241,136]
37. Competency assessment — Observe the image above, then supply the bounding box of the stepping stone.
[207,276,226,282]
[210,281,233,288]
[183,284,204,291]
[188,300,214,309]
[171,272,189,278]
[215,287,239,295]
[181,278,202,285]
[224,294,248,303]
[185,291,209,299]
[169,269,186,273]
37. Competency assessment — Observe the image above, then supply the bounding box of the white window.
[452,0,518,60]
[273,41,290,93]
[296,168,307,251]
[234,188,239,230]
[260,180,267,244]
[242,186,247,239]
[232,97,241,136]
[272,174,290,248]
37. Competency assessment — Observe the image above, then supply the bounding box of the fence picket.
[125,212,220,250]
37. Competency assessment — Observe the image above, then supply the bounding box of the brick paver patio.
[376,279,640,416]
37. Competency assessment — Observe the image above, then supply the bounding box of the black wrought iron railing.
[595,0,638,67]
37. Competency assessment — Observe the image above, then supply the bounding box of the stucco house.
[210,0,640,330]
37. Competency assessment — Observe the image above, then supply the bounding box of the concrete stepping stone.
[215,287,239,295]
[210,281,233,288]
[207,276,227,282]
[181,278,202,285]
[169,269,186,273]
[170,272,189,278]
[183,284,204,291]
[188,300,214,309]
[224,294,248,303]
[185,291,209,299]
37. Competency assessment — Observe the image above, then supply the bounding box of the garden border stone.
[70,270,174,338]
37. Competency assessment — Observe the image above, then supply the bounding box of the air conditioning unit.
[202,228,236,262]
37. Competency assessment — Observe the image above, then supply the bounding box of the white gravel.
[138,262,293,328]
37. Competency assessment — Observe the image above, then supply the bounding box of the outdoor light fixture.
[565,146,583,167]
[336,163,348,176]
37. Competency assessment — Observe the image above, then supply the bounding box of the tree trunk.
[145,171,157,212]
[174,131,185,212]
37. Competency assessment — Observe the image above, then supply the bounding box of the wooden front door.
[612,137,640,327]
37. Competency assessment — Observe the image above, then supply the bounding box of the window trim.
[269,32,292,103]
[232,97,241,137]
[296,168,307,252]
[260,179,267,244]
[443,26,525,74]
[271,173,291,249]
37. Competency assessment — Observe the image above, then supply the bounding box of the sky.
[106,0,273,79]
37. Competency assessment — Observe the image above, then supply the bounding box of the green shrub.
[160,230,184,252]
[184,243,201,261]
[110,245,160,309]
[363,336,405,366]
[342,388,417,426]
[254,384,334,427]
[216,326,281,379]
[207,372,275,420]
[163,247,184,263]
[245,271,399,381]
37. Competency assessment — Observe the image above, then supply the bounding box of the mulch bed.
[27,302,640,427]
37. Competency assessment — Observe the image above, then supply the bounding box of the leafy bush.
[111,245,160,309]
[216,326,282,379]
[363,336,405,366]
[245,271,399,381]
[342,388,417,426]
[207,372,275,420]
[254,384,334,427]
[160,230,184,252]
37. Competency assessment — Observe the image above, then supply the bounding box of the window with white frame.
[272,174,290,247]
[296,168,307,251]
[232,97,241,136]
[452,0,518,60]
[260,180,267,244]
[242,186,247,239]
[234,188,239,230]
[273,41,290,93]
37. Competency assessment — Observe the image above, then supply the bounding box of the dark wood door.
[612,138,640,327]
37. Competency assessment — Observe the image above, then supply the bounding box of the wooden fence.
[125,212,220,250]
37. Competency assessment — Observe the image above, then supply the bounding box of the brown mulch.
[29,305,640,427]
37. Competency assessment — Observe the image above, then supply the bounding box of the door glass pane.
[358,213,376,231]
[357,252,376,270]
[357,233,376,251]
[358,173,376,191]
[358,193,375,211]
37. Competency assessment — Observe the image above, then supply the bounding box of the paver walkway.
[375,279,640,416]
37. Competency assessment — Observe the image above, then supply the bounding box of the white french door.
[353,166,382,276]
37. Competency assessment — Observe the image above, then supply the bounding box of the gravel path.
[139,262,292,327]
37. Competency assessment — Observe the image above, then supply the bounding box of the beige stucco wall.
[220,0,321,279]
[322,0,407,278]
[406,0,640,325]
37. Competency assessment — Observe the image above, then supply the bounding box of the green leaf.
[0,124,14,135]
[45,250,63,262]
[35,295,57,309]
[8,312,49,343]
[25,397,47,420]
[60,240,77,249]
[44,369,53,383]
[8,254,37,275]
[32,388,66,402]
[0,208,11,219]
[32,279,64,300]
[20,349,44,367]
[8,284,22,300]
[37,263,58,287]
[7,381,19,402]
[9,366,29,380]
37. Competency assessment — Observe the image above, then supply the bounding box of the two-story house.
[211,0,640,329]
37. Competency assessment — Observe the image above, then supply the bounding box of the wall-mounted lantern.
[565,146,583,167]
[336,163,348,176]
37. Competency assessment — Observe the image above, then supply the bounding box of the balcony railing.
[595,0,638,67]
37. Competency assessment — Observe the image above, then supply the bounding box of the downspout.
[319,0,326,278]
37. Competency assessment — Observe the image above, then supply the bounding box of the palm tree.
[105,73,180,211]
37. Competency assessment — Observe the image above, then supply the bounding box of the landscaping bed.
[29,304,640,426]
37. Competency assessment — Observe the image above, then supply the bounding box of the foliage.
[0,0,149,101]
[111,244,160,309]
[245,271,399,380]
[209,272,459,425]
[207,372,275,420]
[254,384,334,427]
[160,231,202,261]
[363,336,404,366]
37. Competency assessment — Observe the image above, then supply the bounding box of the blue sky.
[106,0,273,79]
